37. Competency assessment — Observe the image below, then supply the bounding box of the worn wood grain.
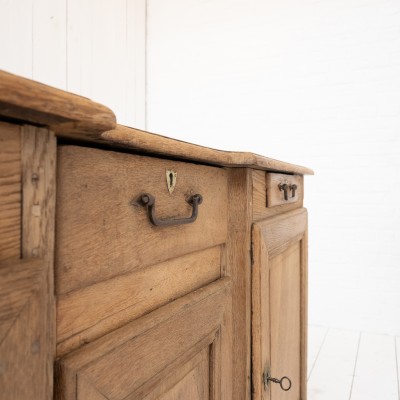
[22,126,56,259]
[56,145,228,294]
[251,223,270,400]
[0,121,21,261]
[255,208,307,257]
[77,377,108,400]
[0,258,46,398]
[252,210,308,400]
[270,242,301,400]
[142,348,209,400]
[252,170,304,221]
[266,172,303,207]
[57,246,222,355]
[226,168,252,400]
[55,278,232,400]
[0,70,116,137]
[102,126,314,175]
[0,71,313,175]
[131,331,215,400]
[21,126,57,400]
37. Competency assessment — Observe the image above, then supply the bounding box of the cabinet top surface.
[0,70,313,175]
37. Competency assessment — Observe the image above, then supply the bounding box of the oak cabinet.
[0,70,312,400]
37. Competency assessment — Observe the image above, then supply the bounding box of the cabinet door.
[55,278,232,400]
[252,209,308,400]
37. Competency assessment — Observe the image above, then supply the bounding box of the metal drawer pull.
[279,183,298,200]
[140,193,203,226]
[290,184,297,198]
[264,374,292,392]
[278,183,289,201]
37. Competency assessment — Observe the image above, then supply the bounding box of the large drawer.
[55,145,228,353]
[56,145,228,294]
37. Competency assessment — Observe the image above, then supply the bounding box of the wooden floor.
[308,326,400,400]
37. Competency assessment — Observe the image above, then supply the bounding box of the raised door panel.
[55,278,232,400]
[252,209,308,400]
[141,347,209,400]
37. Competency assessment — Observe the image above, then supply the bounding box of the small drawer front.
[266,173,303,207]
[56,146,228,295]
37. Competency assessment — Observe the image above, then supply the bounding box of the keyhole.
[169,172,174,187]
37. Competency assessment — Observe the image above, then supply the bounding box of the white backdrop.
[1,0,400,335]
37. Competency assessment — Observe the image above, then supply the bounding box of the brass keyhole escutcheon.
[166,169,177,194]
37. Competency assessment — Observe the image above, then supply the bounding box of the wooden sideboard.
[0,70,313,400]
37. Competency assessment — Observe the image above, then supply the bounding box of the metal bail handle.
[140,193,203,227]
[264,374,292,392]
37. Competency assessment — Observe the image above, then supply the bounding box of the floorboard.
[351,333,398,400]
[308,325,328,379]
[308,328,359,400]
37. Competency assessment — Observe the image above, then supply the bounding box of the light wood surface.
[22,126,57,260]
[142,348,210,400]
[0,258,47,399]
[57,246,222,355]
[266,172,303,207]
[55,278,232,400]
[0,70,116,137]
[21,126,57,400]
[56,145,228,294]
[270,242,301,400]
[102,125,314,175]
[0,70,313,175]
[252,209,308,400]
[255,208,308,258]
[0,121,21,261]
[227,168,253,400]
[252,170,304,221]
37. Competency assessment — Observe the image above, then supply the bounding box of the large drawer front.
[56,145,228,294]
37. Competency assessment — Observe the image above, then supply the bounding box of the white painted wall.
[1,0,400,335]
[146,0,400,335]
[0,0,146,128]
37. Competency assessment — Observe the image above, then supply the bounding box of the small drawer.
[55,145,228,296]
[266,173,303,207]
